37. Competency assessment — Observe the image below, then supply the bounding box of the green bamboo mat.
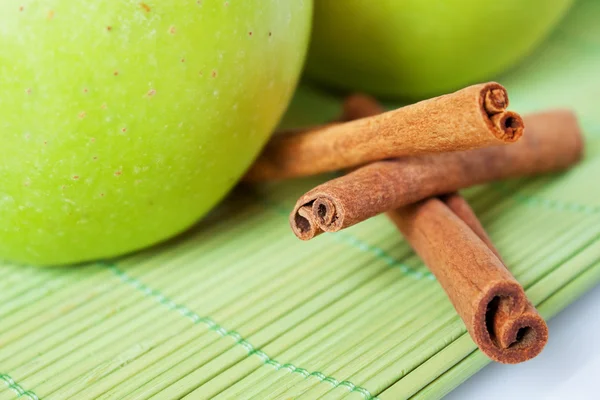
[1,0,600,399]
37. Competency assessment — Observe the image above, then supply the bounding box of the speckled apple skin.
[306,0,573,99]
[0,0,312,266]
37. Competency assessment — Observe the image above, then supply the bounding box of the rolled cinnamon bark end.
[312,197,339,229]
[490,111,524,142]
[244,82,522,182]
[474,283,548,363]
[494,304,548,363]
[388,197,548,364]
[483,86,509,114]
[290,205,321,241]
[479,83,523,142]
[290,109,583,239]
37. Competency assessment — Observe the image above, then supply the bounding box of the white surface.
[446,284,600,400]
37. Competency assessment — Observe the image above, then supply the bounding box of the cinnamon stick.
[245,82,524,181]
[439,193,502,261]
[341,93,386,121]
[290,109,583,240]
[388,195,548,363]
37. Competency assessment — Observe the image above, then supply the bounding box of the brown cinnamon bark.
[440,193,502,261]
[245,82,524,181]
[290,109,583,240]
[388,195,548,363]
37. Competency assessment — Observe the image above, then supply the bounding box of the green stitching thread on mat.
[0,374,39,400]
[107,264,380,400]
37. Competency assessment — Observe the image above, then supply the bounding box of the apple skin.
[306,0,573,99]
[0,0,312,266]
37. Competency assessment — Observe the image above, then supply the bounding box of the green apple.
[0,0,312,266]
[306,0,573,99]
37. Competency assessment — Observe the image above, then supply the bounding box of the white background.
[446,284,600,399]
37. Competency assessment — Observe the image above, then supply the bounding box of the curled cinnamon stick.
[245,82,523,181]
[388,195,548,363]
[290,110,583,240]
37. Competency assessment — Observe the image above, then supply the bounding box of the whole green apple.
[0,0,312,266]
[306,0,573,99]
